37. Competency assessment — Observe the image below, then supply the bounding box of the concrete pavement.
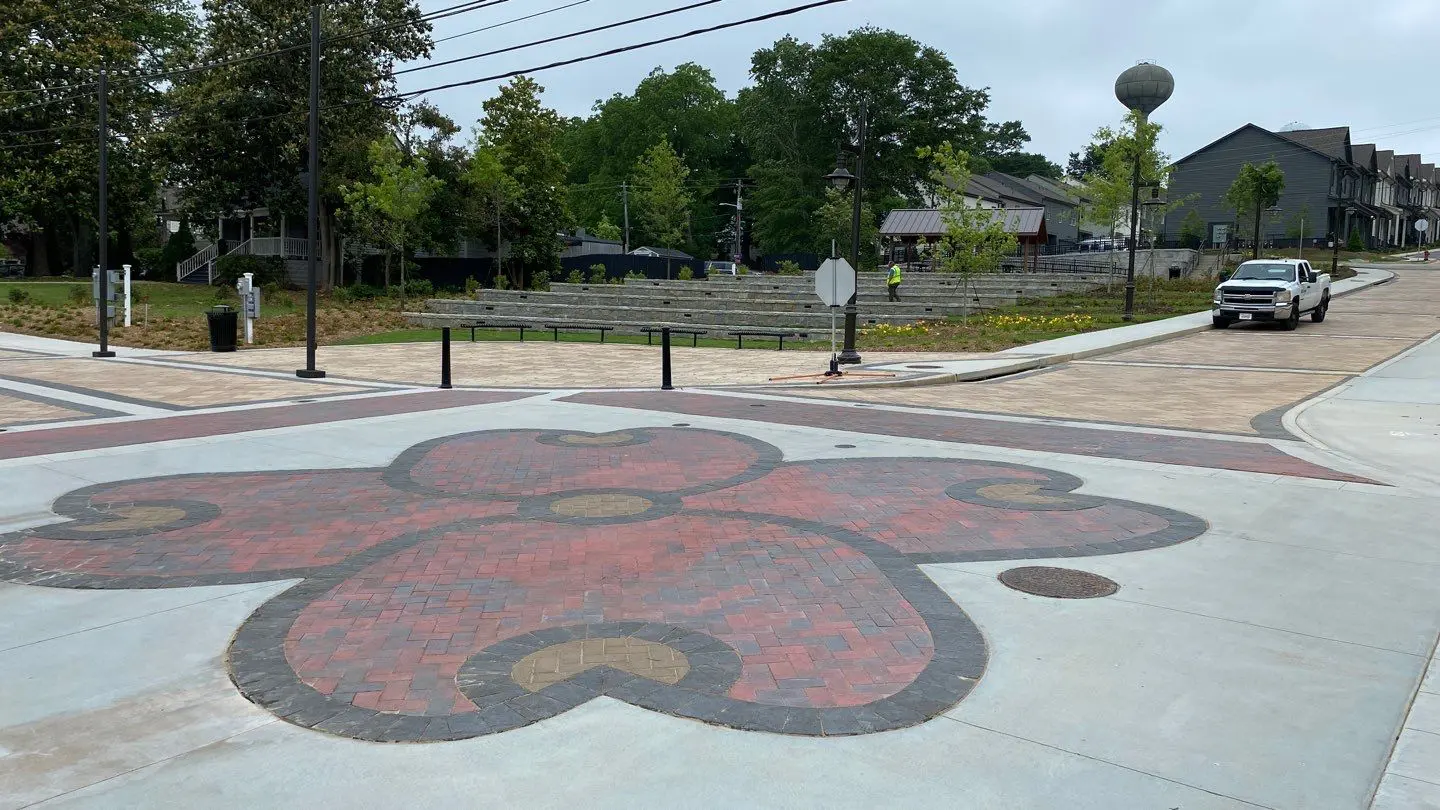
[0,263,1438,809]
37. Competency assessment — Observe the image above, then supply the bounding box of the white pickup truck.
[1212,259,1331,331]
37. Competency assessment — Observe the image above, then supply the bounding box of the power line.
[394,0,849,99]
[395,0,728,77]
[432,0,591,46]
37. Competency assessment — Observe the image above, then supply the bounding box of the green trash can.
[206,305,238,352]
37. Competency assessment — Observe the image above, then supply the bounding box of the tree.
[340,137,442,287]
[474,76,570,287]
[1224,161,1286,259]
[1075,111,1177,244]
[738,28,1029,255]
[591,215,622,242]
[1284,202,1314,241]
[561,64,741,248]
[1178,210,1206,249]
[1066,140,1110,179]
[813,188,878,268]
[921,143,1017,320]
[0,0,195,274]
[989,152,1064,180]
[462,145,521,288]
[162,0,431,285]
[632,138,693,252]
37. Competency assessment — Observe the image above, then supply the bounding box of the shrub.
[260,281,290,307]
[494,273,510,290]
[402,278,434,299]
[565,269,584,284]
[677,268,693,280]
[588,264,608,285]
[214,254,289,288]
[737,265,749,276]
[334,283,383,303]
[464,276,481,296]
[1346,229,1365,251]
[67,285,88,305]
[132,247,164,278]
[158,217,197,277]
[7,287,30,304]
[1178,210,1206,249]
[529,273,550,291]
[776,260,803,276]
[626,270,645,280]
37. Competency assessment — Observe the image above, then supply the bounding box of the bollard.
[440,327,453,389]
[661,327,674,390]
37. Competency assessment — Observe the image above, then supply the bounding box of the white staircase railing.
[175,243,217,282]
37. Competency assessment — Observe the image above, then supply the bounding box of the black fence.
[559,253,706,281]
[758,252,821,272]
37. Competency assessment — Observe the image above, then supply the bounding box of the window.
[1231,262,1298,281]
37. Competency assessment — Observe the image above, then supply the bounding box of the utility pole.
[732,180,743,263]
[297,4,325,379]
[621,181,631,254]
[93,68,114,358]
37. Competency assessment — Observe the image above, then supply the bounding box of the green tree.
[591,215,622,242]
[989,152,1064,180]
[462,144,521,288]
[1224,161,1286,259]
[561,64,741,247]
[1178,210,1206,249]
[162,0,431,285]
[632,138,693,252]
[921,142,1017,320]
[341,137,442,288]
[0,0,195,274]
[738,28,1029,255]
[1075,111,1177,245]
[1284,203,1313,240]
[1066,140,1111,179]
[474,76,570,287]
[813,188,878,269]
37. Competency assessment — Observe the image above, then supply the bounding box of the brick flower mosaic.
[0,428,1206,741]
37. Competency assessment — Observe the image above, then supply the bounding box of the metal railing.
[175,243,218,282]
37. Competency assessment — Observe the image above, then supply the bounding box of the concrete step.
[630,273,1110,293]
[472,290,1007,315]
[546,283,1075,302]
[421,299,956,330]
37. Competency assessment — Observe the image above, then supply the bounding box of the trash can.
[206,305,238,352]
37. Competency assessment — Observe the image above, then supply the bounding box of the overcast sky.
[407,0,1440,165]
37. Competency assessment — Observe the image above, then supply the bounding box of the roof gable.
[1351,143,1376,171]
[1173,123,1335,167]
[1277,126,1351,161]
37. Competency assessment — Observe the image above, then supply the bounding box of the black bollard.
[661,327,674,390]
[440,327,453,389]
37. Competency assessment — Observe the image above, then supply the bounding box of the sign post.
[815,256,857,376]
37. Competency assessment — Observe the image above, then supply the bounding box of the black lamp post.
[1115,62,1174,321]
[822,101,868,364]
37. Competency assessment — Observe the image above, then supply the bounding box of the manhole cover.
[998,567,1118,599]
[906,364,942,369]
[672,423,691,427]
[835,444,856,449]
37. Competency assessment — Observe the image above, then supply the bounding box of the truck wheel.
[1282,305,1300,331]
[1311,295,1329,323]
[1212,317,1230,329]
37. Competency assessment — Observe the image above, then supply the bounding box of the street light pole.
[1114,62,1174,322]
[93,67,115,358]
[297,4,326,379]
[838,101,867,365]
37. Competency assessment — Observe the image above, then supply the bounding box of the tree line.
[2,1,1078,285]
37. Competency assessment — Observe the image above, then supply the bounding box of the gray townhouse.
[979,172,1084,248]
[1163,123,1437,250]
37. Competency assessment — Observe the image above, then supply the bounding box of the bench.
[727,330,808,350]
[641,327,706,347]
[457,321,535,342]
[544,323,613,343]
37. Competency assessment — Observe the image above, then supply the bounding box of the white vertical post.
[122,264,132,327]
[238,272,256,344]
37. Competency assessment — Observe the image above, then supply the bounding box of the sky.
[406,0,1440,166]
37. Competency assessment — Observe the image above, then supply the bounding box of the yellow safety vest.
[888,265,902,285]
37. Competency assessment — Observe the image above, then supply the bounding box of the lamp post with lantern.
[822,101,868,364]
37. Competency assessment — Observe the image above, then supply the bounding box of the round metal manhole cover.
[906,364,943,370]
[998,567,1118,599]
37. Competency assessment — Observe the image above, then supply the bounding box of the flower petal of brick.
[388,428,780,500]
[0,471,515,587]
[684,458,1207,562]
[231,513,984,741]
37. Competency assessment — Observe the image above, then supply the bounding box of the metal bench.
[641,327,706,347]
[458,321,535,342]
[543,323,613,343]
[727,330,808,350]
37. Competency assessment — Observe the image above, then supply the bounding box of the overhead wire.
[432,0,591,46]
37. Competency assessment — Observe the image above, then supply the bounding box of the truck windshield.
[1231,263,1296,281]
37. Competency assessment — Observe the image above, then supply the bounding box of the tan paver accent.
[977,482,1072,505]
[799,364,1347,435]
[172,343,983,388]
[511,638,689,691]
[557,432,635,446]
[87,505,188,532]
[0,392,89,427]
[0,349,47,360]
[1106,333,1414,373]
[550,494,653,518]
[0,359,370,407]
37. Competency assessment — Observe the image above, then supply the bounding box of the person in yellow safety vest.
[887,263,903,301]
